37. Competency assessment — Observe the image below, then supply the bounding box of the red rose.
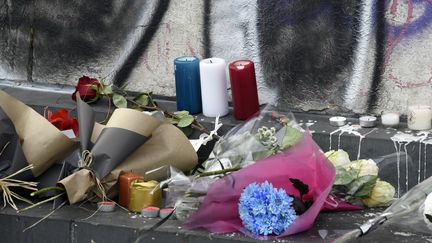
[47,109,79,137]
[72,76,102,102]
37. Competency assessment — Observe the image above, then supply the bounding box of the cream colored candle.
[408,105,432,130]
[199,58,229,117]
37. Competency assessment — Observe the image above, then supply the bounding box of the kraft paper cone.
[59,100,163,203]
[99,122,198,198]
[0,90,77,176]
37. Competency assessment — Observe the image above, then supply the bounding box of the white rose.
[324,149,351,167]
[362,180,395,207]
[345,159,379,177]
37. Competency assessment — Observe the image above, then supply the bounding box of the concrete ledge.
[1,82,431,242]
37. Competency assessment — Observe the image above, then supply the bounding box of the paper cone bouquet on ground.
[0,89,197,207]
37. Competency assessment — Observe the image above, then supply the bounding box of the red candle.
[229,60,260,120]
[118,171,144,207]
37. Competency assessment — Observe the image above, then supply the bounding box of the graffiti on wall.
[0,0,432,115]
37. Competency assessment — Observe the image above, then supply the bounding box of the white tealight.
[359,116,377,128]
[381,112,400,127]
[329,116,347,127]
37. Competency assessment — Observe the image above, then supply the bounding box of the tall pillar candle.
[174,56,202,114]
[229,60,260,120]
[199,58,229,117]
[408,105,432,130]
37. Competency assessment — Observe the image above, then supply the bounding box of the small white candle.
[408,105,432,130]
[329,116,347,127]
[359,116,377,128]
[199,58,229,117]
[381,112,400,127]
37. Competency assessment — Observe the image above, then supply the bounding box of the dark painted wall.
[1,0,431,115]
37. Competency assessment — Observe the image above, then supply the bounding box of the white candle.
[381,112,400,127]
[359,116,377,128]
[199,58,229,117]
[329,116,347,127]
[408,105,432,130]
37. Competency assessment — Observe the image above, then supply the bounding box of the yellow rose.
[362,180,395,207]
[324,149,351,167]
[345,159,379,177]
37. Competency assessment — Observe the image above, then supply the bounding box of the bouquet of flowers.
[0,90,77,209]
[323,149,395,210]
[58,95,198,203]
[184,107,336,238]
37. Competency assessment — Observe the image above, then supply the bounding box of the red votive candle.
[229,60,260,120]
[118,171,144,207]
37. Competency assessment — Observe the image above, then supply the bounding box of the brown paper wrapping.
[128,180,161,213]
[100,123,198,198]
[0,90,77,176]
[59,104,197,204]
[105,108,160,137]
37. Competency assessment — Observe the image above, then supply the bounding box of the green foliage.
[112,93,127,108]
[281,126,303,150]
[170,111,194,128]
[334,166,357,186]
[134,94,149,106]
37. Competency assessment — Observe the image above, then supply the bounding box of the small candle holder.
[381,112,400,127]
[359,116,377,128]
[141,206,160,218]
[97,201,116,212]
[329,116,347,127]
[159,208,175,219]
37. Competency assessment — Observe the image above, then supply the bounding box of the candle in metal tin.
[141,206,160,218]
[329,116,347,127]
[359,116,377,128]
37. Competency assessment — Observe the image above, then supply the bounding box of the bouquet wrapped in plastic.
[185,107,336,238]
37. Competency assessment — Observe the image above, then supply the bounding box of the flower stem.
[17,192,65,213]
[30,186,65,197]
[197,167,240,177]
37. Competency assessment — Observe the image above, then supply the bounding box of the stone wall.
[1,0,431,115]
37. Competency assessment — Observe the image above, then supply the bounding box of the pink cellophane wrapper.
[322,195,363,211]
[185,134,335,237]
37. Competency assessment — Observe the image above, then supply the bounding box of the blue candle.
[174,56,202,114]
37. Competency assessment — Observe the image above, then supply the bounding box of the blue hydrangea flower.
[238,181,297,236]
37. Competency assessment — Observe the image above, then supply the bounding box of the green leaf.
[167,117,178,125]
[102,85,113,95]
[347,175,378,198]
[334,166,357,185]
[252,150,273,161]
[177,115,194,128]
[281,126,303,150]
[174,110,190,118]
[112,93,127,108]
[134,94,149,106]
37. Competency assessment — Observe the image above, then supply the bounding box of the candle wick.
[210,59,213,63]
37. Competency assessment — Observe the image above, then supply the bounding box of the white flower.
[345,159,379,177]
[324,150,351,167]
[362,180,395,207]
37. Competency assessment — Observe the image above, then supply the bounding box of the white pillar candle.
[381,112,400,127]
[199,58,229,117]
[408,105,432,130]
[359,116,377,128]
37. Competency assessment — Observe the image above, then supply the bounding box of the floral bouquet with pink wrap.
[183,108,336,238]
